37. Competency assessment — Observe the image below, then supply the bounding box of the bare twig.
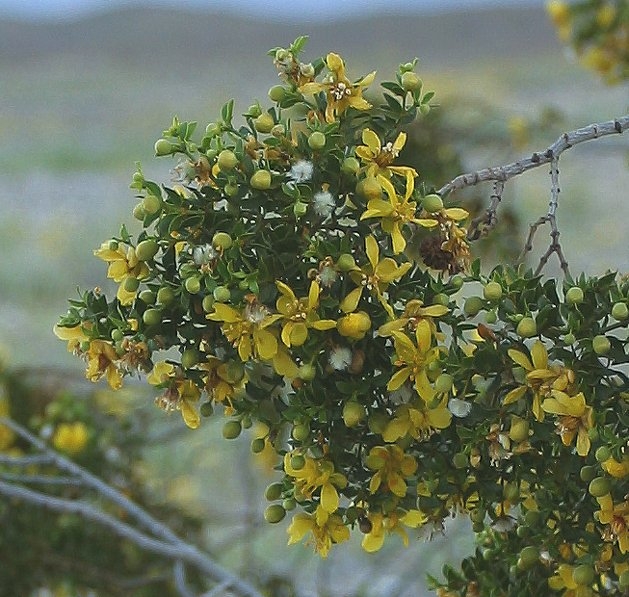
[438,116,628,198]
[0,416,264,597]
[467,180,504,241]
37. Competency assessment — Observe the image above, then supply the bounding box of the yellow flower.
[200,356,246,410]
[360,171,437,254]
[0,395,15,451]
[207,298,281,362]
[275,280,336,347]
[541,391,594,456]
[53,323,89,352]
[597,495,629,554]
[378,298,448,338]
[382,401,452,442]
[506,340,575,421]
[546,1,570,26]
[147,361,201,429]
[361,508,427,552]
[387,319,440,402]
[601,455,629,478]
[366,444,417,497]
[299,52,375,123]
[85,340,123,390]
[287,506,350,557]
[94,242,150,305]
[52,421,89,455]
[548,563,589,595]
[340,235,412,318]
[284,452,347,514]
[355,128,417,179]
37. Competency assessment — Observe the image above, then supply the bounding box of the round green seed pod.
[264,504,286,524]
[222,420,242,440]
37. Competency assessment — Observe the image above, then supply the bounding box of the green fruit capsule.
[157,287,175,306]
[291,423,310,442]
[222,420,242,440]
[463,296,483,317]
[401,71,422,91]
[123,276,140,293]
[142,194,162,215]
[290,454,306,470]
[572,564,595,586]
[592,335,611,355]
[265,482,283,501]
[213,286,231,302]
[264,504,286,524]
[452,452,468,469]
[111,329,124,342]
[184,276,201,295]
[135,239,159,262]
[250,169,272,190]
[217,149,238,171]
[595,446,612,462]
[212,231,233,250]
[181,348,200,369]
[435,374,453,394]
[336,253,356,272]
[341,156,360,175]
[138,289,156,304]
[253,113,275,133]
[133,203,146,221]
[588,476,610,497]
[612,302,629,321]
[154,138,174,156]
[282,498,296,511]
[342,401,366,427]
[307,131,326,150]
[268,84,287,102]
[251,438,266,454]
[142,308,162,327]
[422,194,443,213]
[516,317,537,338]
[200,402,214,417]
[517,546,539,570]
[579,465,597,483]
[483,281,503,301]
[565,286,584,305]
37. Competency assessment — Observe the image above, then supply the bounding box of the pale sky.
[0,0,542,21]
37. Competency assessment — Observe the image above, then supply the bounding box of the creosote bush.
[54,38,628,595]
[547,0,629,83]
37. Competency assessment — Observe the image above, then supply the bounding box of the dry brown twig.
[439,115,628,275]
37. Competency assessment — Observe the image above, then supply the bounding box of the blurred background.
[0,0,627,595]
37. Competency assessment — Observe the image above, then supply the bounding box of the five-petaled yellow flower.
[383,401,452,442]
[355,128,417,179]
[94,242,150,306]
[366,444,417,497]
[299,52,375,123]
[597,495,629,554]
[287,506,350,557]
[147,361,201,429]
[85,340,123,390]
[284,452,347,514]
[275,280,336,347]
[541,390,594,456]
[387,319,441,402]
[361,508,427,553]
[506,340,576,422]
[208,297,281,362]
[360,170,437,254]
[340,235,412,318]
